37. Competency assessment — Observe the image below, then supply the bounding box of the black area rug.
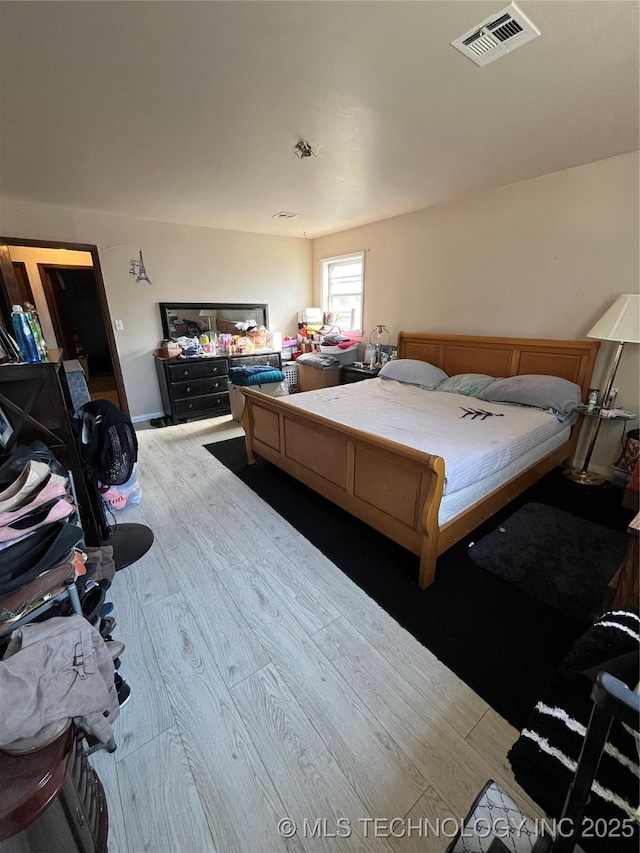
[468,502,628,622]
[204,437,633,729]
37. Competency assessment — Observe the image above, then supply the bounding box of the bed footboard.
[242,388,446,587]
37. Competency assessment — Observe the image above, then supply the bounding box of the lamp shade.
[198,309,213,318]
[587,294,640,343]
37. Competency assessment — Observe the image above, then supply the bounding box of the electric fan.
[73,400,153,570]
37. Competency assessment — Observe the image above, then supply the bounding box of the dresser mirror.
[159,302,269,340]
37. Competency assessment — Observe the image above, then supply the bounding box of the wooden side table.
[341,365,379,384]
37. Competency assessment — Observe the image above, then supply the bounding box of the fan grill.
[102,423,135,485]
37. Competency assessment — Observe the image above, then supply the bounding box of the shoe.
[99,615,116,638]
[0,474,67,526]
[0,441,66,485]
[105,639,125,660]
[0,461,50,513]
[0,552,79,630]
[0,521,84,598]
[99,601,114,617]
[0,496,75,543]
[77,585,105,624]
[114,673,131,708]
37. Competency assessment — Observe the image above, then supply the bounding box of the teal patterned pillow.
[435,373,495,397]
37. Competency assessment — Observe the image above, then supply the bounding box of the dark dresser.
[155,351,281,423]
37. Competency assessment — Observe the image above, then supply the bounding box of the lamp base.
[563,468,606,486]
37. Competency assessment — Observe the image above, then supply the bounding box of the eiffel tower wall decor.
[129,249,152,284]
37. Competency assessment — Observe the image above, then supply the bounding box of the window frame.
[320,250,365,336]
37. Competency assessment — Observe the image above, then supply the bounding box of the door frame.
[0,237,130,416]
[38,263,95,362]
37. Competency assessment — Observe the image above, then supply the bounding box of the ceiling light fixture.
[272,211,301,219]
[294,140,315,159]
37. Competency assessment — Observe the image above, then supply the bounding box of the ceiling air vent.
[451,2,540,67]
[272,211,300,219]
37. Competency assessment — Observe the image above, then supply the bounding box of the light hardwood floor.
[90,415,544,853]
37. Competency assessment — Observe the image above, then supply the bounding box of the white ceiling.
[0,1,638,239]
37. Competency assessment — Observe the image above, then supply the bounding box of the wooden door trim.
[0,244,18,328]
[0,237,130,416]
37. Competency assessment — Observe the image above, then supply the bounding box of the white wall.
[313,153,640,475]
[0,201,312,419]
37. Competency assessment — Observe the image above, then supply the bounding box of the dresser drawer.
[174,392,230,417]
[168,358,228,382]
[172,376,227,400]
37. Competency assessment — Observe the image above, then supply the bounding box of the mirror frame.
[159,302,270,340]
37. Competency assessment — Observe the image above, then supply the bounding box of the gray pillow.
[378,359,448,389]
[477,374,582,415]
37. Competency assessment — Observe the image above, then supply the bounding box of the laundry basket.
[282,362,300,393]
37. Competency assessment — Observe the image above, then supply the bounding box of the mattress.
[279,378,570,500]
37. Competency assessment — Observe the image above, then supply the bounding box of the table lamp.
[198,309,213,332]
[565,293,640,485]
[368,324,392,368]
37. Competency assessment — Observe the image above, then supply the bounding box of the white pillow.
[378,359,448,389]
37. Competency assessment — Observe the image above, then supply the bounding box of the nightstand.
[342,365,380,384]
[565,406,637,485]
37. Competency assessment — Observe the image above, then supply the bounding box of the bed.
[241,333,600,588]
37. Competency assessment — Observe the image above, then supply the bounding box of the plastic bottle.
[11,305,41,363]
[25,310,47,360]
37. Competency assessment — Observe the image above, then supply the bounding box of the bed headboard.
[397,332,600,400]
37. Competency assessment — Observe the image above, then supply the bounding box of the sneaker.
[105,639,125,660]
[114,672,131,708]
[98,615,116,638]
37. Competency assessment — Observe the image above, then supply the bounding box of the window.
[321,251,364,334]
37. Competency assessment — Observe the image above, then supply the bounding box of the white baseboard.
[131,411,164,423]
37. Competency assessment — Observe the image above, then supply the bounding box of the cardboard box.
[154,346,182,360]
[298,363,340,392]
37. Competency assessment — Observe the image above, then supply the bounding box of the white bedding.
[279,378,570,498]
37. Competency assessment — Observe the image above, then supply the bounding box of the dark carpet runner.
[204,437,632,729]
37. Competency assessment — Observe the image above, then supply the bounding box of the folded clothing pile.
[229,365,285,386]
[173,336,205,357]
[296,353,340,370]
[320,333,359,349]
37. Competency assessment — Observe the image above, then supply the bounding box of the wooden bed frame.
[241,333,600,589]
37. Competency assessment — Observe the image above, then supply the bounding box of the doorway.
[0,238,129,414]
[38,264,120,407]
